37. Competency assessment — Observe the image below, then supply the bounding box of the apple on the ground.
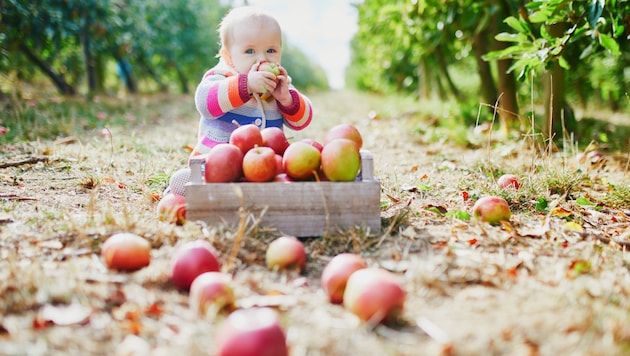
[497,174,520,190]
[266,235,307,273]
[205,143,244,183]
[215,307,288,356]
[189,272,235,317]
[229,124,263,154]
[282,141,321,181]
[321,138,361,182]
[472,196,511,225]
[101,232,151,272]
[170,240,221,290]
[343,268,406,324]
[242,146,277,182]
[156,193,186,225]
[321,253,368,304]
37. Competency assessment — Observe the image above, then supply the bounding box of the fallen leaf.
[564,221,584,233]
[39,303,91,326]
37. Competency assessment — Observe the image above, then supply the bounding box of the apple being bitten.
[282,141,321,181]
[321,138,361,182]
[229,124,263,154]
[204,144,244,183]
[242,146,277,182]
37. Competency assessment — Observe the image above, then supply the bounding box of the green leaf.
[558,56,570,70]
[535,197,548,212]
[576,197,594,207]
[445,210,470,220]
[599,33,621,55]
[494,32,523,43]
[504,16,531,36]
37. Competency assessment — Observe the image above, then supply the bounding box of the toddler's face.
[226,18,282,74]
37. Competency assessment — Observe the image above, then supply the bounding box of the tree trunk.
[175,65,189,94]
[434,45,461,99]
[81,8,98,97]
[113,52,137,93]
[417,59,430,100]
[472,28,498,108]
[491,7,519,134]
[19,43,76,95]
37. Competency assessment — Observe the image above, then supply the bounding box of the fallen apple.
[282,141,321,180]
[266,235,306,272]
[324,123,363,150]
[205,143,244,183]
[343,268,406,324]
[215,307,288,356]
[156,193,186,225]
[101,232,151,272]
[189,272,235,316]
[320,138,361,182]
[321,253,368,304]
[261,127,289,155]
[229,124,263,154]
[242,146,277,182]
[472,195,511,225]
[497,174,520,190]
[170,240,221,290]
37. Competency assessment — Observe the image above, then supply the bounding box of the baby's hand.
[269,65,292,106]
[247,63,278,96]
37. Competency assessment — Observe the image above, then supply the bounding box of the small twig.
[0,156,49,169]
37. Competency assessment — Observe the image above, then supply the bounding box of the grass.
[1,89,630,354]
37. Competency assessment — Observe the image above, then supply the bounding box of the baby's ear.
[220,48,231,62]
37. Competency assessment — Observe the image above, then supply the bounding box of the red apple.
[229,124,263,154]
[497,174,520,190]
[321,138,361,182]
[266,236,306,272]
[215,307,288,356]
[261,127,290,155]
[101,233,151,272]
[299,138,324,152]
[282,141,321,180]
[274,154,284,175]
[170,240,221,290]
[472,196,511,225]
[189,272,235,316]
[343,268,406,324]
[321,253,368,304]
[205,143,244,183]
[242,146,277,182]
[324,124,363,150]
[156,193,186,225]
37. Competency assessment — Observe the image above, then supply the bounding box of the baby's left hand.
[270,66,292,106]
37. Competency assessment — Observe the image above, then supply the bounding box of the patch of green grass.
[603,183,630,209]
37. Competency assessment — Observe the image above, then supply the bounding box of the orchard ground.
[1,90,630,355]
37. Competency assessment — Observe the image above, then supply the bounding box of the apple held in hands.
[257,62,281,76]
[324,123,363,150]
[242,146,277,182]
[282,141,321,181]
[229,124,263,154]
[215,307,288,356]
[170,240,221,290]
[321,253,368,304]
[156,193,186,225]
[321,138,361,182]
[205,144,244,183]
[472,195,511,225]
[266,235,307,272]
[343,268,406,324]
[101,232,151,272]
[189,272,235,317]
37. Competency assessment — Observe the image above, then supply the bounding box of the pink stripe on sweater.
[206,84,225,117]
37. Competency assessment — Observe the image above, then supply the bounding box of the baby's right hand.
[247,63,278,96]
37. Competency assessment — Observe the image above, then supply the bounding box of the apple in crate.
[343,268,406,324]
[472,195,511,225]
[299,138,324,152]
[282,141,321,180]
[321,253,368,304]
[215,307,288,356]
[242,146,277,182]
[189,272,235,316]
[321,138,361,182]
[205,143,244,183]
[170,240,221,290]
[229,124,263,154]
[261,127,290,155]
[101,232,151,272]
[266,235,306,272]
[324,123,363,150]
[156,193,186,225]
[497,174,520,190]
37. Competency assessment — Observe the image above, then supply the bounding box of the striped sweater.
[192,59,313,156]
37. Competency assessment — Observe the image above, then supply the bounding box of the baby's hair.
[218,6,282,58]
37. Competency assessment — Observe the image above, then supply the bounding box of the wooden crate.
[185,151,381,237]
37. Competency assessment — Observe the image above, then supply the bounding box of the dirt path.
[1,90,630,355]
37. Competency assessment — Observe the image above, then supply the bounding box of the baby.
[167,6,314,195]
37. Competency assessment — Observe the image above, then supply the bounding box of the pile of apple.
[207,122,364,184]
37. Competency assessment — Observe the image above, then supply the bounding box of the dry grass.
[1,90,630,355]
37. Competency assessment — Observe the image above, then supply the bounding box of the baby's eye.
[266,49,277,54]
[245,49,254,54]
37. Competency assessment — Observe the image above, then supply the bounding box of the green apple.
[321,138,361,182]
[282,141,321,181]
